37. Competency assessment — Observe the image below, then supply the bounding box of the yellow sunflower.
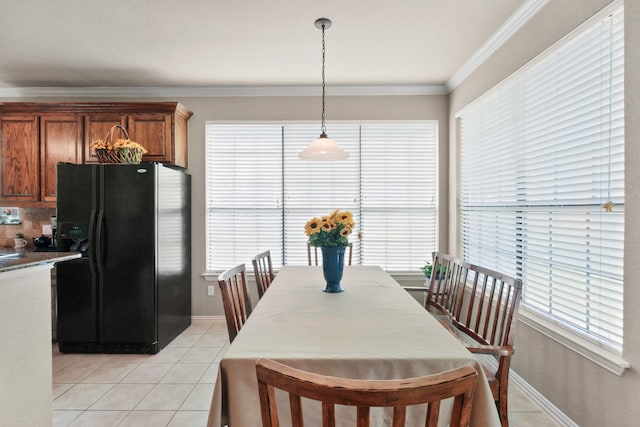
[340,226,352,237]
[321,221,334,231]
[322,216,336,227]
[304,218,322,236]
[336,211,355,227]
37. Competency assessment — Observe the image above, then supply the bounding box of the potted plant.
[421,261,446,280]
[14,232,27,249]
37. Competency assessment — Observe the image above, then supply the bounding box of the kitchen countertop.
[0,249,81,273]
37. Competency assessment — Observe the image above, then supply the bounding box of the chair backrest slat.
[391,406,405,427]
[357,406,370,427]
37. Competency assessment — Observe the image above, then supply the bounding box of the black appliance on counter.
[55,163,191,353]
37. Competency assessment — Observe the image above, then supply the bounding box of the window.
[457,5,624,353]
[206,122,437,272]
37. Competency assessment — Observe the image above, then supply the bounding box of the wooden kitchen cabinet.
[0,102,192,207]
[0,113,82,205]
[40,114,83,203]
[0,114,39,203]
[128,113,173,163]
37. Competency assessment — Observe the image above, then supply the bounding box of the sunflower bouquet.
[304,209,355,247]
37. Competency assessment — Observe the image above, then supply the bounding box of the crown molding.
[446,0,551,92]
[0,84,447,98]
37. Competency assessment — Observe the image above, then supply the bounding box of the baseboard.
[509,369,579,427]
[191,315,226,323]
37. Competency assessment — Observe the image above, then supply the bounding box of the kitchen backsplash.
[0,208,56,248]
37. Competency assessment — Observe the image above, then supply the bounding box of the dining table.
[207,265,501,427]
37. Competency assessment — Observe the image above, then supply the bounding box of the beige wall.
[448,1,639,426]
[0,94,449,317]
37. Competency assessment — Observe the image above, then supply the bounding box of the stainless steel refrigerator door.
[98,164,157,343]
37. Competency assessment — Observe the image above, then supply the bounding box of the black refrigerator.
[55,162,191,354]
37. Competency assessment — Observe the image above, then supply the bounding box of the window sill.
[519,308,630,376]
[202,273,218,282]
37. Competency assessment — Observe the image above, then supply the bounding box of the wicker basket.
[95,148,120,164]
[94,124,128,163]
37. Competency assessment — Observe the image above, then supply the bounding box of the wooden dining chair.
[217,264,253,343]
[404,254,522,427]
[307,242,353,266]
[450,262,522,427]
[255,358,478,427]
[404,251,468,318]
[252,250,275,299]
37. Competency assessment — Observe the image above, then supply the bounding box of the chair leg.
[497,394,509,427]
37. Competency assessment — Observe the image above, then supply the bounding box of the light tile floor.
[52,320,561,427]
[52,321,227,427]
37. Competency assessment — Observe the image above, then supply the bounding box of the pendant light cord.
[321,22,327,135]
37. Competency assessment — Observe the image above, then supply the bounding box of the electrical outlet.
[207,285,214,296]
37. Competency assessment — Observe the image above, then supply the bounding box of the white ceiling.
[0,0,531,91]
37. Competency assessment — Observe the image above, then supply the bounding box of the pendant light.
[298,18,349,161]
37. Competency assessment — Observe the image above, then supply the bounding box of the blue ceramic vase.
[321,246,345,293]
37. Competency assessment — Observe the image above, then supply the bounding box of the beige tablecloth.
[207,265,500,427]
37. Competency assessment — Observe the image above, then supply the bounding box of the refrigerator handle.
[88,208,99,275]
[95,209,106,273]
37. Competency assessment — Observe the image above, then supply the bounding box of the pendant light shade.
[298,18,349,161]
[299,132,349,161]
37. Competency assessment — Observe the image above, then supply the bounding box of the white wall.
[448,1,640,426]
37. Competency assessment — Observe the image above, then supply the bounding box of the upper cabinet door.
[127,113,172,164]
[84,114,127,164]
[40,114,83,202]
[0,114,39,203]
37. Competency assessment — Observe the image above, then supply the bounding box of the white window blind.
[457,5,624,352]
[205,125,284,272]
[206,122,437,272]
[361,124,437,270]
